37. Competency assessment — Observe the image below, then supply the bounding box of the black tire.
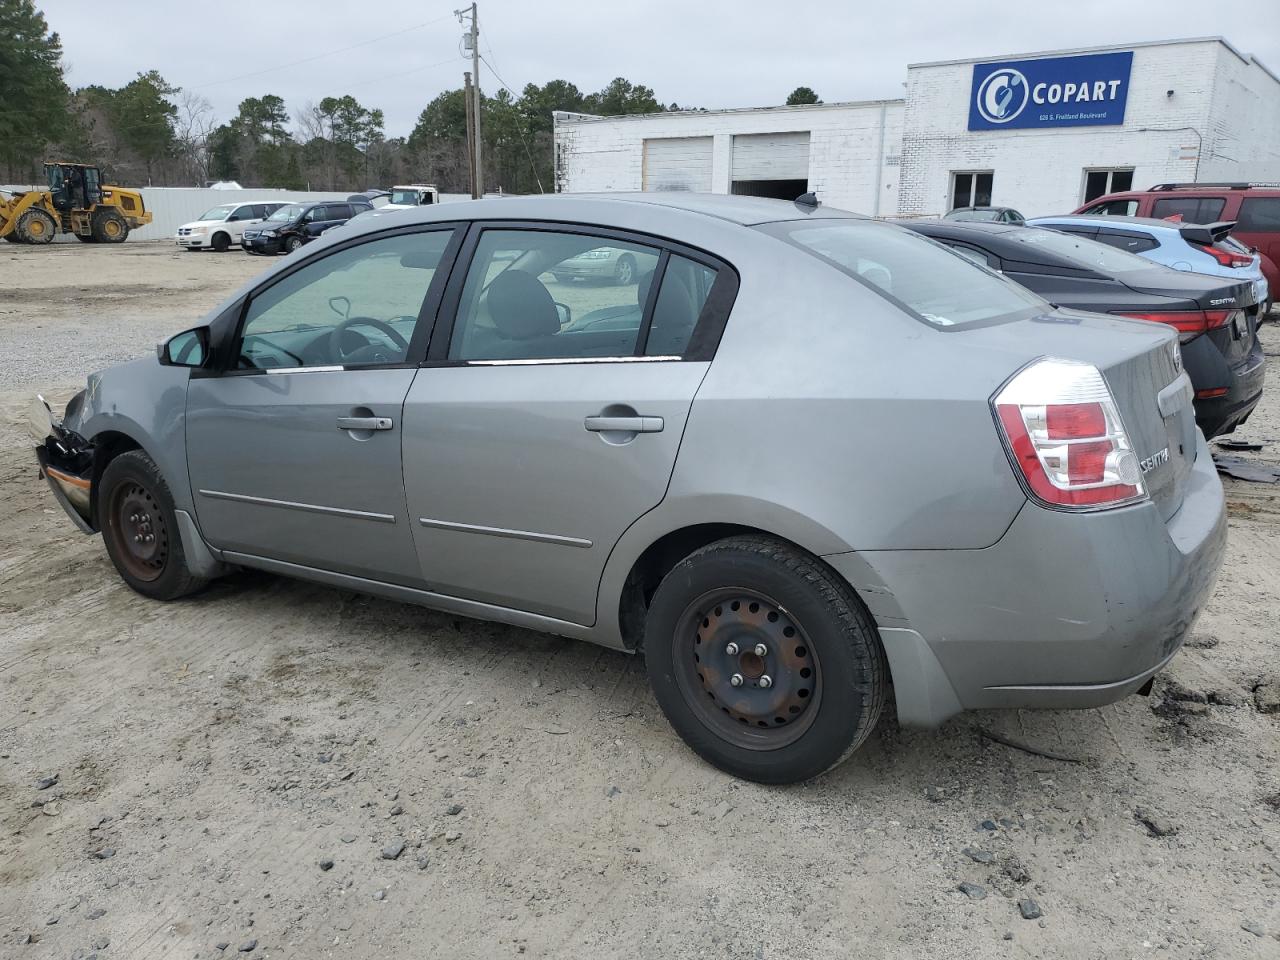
[644,535,887,784]
[92,209,129,243]
[210,231,231,252]
[3,232,24,243]
[614,254,636,285]
[99,449,207,601]
[17,208,57,244]
[75,233,97,243]
[284,234,303,253]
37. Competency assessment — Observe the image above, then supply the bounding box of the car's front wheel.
[211,231,231,252]
[99,450,207,601]
[644,536,887,784]
[284,235,303,253]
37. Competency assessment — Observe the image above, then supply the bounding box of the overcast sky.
[38,0,1280,138]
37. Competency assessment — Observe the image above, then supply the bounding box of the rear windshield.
[760,219,1043,328]
[1009,227,1156,275]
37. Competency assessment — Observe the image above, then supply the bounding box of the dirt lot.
[2,242,1280,959]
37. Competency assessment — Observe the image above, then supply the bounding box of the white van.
[385,184,440,208]
[176,202,290,252]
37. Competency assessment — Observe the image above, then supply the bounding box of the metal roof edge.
[552,99,905,124]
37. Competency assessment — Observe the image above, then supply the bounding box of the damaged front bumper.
[29,394,96,534]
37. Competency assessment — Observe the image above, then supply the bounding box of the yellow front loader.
[0,162,151,245]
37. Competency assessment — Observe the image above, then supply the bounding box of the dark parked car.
[943,206,1026,225]
[904,219,1265,438]
[241,200,374,255]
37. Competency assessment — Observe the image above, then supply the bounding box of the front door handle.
[584,415,664,433]
[336,416,394,431]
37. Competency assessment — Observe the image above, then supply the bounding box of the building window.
[1082,168,1134,203]
[951,171,993,210]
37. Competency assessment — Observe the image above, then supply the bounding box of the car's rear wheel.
[644,536,887,784]
[211,231,230,252]
[99,450,207,601]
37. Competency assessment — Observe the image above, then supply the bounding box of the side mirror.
[158,327,210,367]
[555,301,573,327]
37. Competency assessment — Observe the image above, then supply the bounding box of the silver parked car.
[30,194,1226,783]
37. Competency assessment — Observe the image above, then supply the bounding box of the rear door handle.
[336,416,394,431]
[584,415,664,433]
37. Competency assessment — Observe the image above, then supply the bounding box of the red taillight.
[1197,243,1253,268]
[994,359,1146,511]
[1195,387,1229,399]
[1113,309,1233,341]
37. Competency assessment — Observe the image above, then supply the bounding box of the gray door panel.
[187,369,422,584]
[402,361,709,624]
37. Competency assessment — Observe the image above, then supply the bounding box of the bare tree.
[173,89,216,185]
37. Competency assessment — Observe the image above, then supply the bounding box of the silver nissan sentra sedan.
[30,194,1227,783]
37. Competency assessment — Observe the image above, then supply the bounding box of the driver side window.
[238,230,453,370]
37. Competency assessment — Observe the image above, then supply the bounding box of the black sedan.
[904,219,1265,439]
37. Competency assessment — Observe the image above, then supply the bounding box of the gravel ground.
[2,242,1280,959]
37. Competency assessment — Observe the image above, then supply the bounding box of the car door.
[225,204,257,241]
[186,225,460,585]
[401,223,735,625]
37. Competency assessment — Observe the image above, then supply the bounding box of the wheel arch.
[605,504,904,653]
[88,430,144,529]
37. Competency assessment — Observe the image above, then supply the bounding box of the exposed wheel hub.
[691,594,817,734]
[111,482,168,581]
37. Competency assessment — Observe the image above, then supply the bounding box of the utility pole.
[457,3,482,197]
[463,71,477,199]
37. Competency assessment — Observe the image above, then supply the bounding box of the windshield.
[760,219,1043,329]
[949,209,1001,221]
[198,204,236,221]
[1010,227,1157,275]
[267,204,303,222]
[390,190,419,205]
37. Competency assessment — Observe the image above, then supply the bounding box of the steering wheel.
[328,316,410,364]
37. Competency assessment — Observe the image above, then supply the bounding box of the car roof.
[949,206,1017,212]
[336,192,868,233]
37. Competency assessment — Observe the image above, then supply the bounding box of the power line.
[343,55,461,93]
[478,52,545,193]
[190,12,456,90]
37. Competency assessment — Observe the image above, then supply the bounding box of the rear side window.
[449,229,662,360]
[1152,196,1226,223]
[761,220,1042,328]
[1094,232,1159,254]
[645,255,717,356]
[1237,198,1280,232]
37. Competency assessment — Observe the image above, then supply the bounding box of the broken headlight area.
[30,393,96,531]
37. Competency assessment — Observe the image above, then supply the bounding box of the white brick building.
[553,36,1280,219]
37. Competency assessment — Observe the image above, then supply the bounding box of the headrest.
[487,270,560,340]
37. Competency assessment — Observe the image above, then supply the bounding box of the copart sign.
[968,51,1133,130]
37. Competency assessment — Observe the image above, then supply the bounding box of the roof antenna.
[794,191,819,209]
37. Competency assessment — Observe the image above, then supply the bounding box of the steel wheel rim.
[103,219,122,238]
[30,218,48,237]
[617,258,634,284]
[107,481,168,582]
[671,587,822,750]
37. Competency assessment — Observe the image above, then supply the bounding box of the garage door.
[731,132,811,181]
[642,137,713,192]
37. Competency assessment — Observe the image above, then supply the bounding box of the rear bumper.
[1186,329,1266,438]
[835,430,1227,727]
